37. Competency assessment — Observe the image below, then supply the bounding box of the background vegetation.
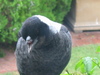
[0,50,5,57]
[0,0,72,43]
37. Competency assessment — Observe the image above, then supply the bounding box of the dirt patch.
[0,31,100,73]
[0,50,17,73]
[72,31,100,47]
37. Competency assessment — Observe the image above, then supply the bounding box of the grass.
[0,72,19,75]
[0,44,100,75]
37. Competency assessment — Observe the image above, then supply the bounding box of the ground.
[0,31,100,73]
[72,31,100,46]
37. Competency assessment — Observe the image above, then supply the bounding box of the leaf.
[80,63,86,73]
[75,57,98,74]
[75,58,83,70]
[92,57,100,69]
[83,57,92,74]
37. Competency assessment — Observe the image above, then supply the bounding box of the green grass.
[0,72,19,75]
[62,44,100,75]
[0,44,100,75]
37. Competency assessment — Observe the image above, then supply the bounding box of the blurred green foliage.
[0,0,72,43]
[0,50,5,58]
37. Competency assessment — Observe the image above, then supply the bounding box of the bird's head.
[20,15,50,52]
[19,15,61,53]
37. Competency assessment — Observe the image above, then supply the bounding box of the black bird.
[15,15,72,75]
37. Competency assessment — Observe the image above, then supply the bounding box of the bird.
[15,15,72,75]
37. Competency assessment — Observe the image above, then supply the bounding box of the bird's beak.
[26,36,33,53]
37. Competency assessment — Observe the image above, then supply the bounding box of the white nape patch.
[33,15,62,34]
[28,38,38,53]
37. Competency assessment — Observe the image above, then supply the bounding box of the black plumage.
[15,15,72,75]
